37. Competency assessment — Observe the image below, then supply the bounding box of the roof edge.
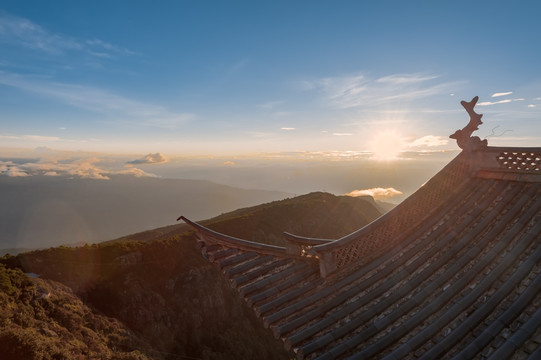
[179,216,313,260]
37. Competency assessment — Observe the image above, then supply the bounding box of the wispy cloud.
[345,187,403,200]
[85,38,137,57]
[408,135,449,148]
[258,100,285,110]
[0,11,80,54]
[376,74,439,85]
[229,58,249,73]
[333,133,353,136]
[0,71,194,128]
[303,72,460,109]
[0,134,62,142]
[274,111,295,117]
[0,134,106,150]
[477,98,524,106]
[280,127,296,131]
[127,152,168,165]
[219,58,250,84]
[0,11,136,58]
[491,92,512,97]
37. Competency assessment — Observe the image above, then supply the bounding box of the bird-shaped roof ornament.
[450,96,488,151]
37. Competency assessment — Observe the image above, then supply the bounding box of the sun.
[369,130,407,161]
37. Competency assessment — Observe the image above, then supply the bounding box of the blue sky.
[1,1,541,156]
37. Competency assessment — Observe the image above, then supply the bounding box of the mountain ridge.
[1,191,385,359]
[0,175,292,251]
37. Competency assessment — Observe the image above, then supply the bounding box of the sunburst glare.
[369,130,407,161]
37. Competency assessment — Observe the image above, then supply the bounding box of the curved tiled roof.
[180,98,541,359]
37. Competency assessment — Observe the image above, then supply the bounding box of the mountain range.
[0,191,385,359]
[0,175,291,252]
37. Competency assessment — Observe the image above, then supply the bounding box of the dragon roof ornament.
[450,96,488,151]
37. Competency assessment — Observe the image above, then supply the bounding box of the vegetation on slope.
[0,263,150,360]
[1,192,383,359]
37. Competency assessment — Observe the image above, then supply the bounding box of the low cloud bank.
[0,157,157,179]
[127,152,167,165]
[345,187,403,200]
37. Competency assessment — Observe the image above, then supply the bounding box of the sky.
[1,1,541,199]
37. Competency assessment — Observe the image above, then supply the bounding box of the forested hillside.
[1,192,383,359]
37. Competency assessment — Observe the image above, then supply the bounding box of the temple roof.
[180,98,541,359]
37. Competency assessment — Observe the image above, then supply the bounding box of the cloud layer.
[0,157,157,179]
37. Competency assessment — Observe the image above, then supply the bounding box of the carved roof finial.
[450,96,488,151]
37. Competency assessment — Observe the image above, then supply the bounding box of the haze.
[1,2,540,248]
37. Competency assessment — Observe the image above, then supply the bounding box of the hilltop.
[1,192,384,359]
[112,191,384,246]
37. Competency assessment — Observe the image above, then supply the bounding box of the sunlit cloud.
[4,167,30,177]
[408,135,449,148]
[223,161,236,166]
[345,187,403,200]
[127,152,168,165]
[63,157,111,179]
[0,161,29,177]
[491,92,512,97]
[528,104,537,108]
[333,133,353,136]
[478,99,511,106]
[304,72,461,109]
[280,127,296,130]
[0,71,194,128]
[117,167,156,177]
